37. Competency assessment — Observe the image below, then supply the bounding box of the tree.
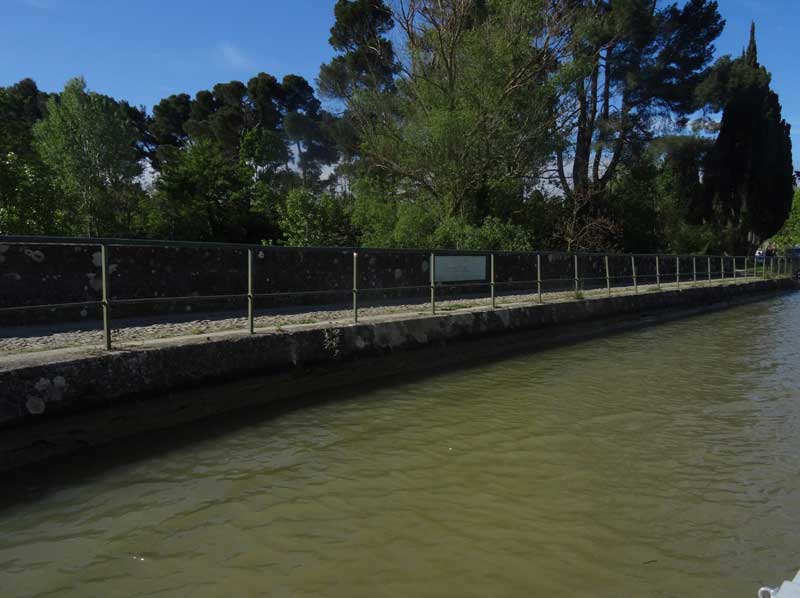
[0,79,64,234]
[278,187,355,246]
[150,140,251,241]
[2,4,792,254]
[317,0,398,101]
[148,93,193,167]
[0,150,62,235]
[342,0,565,240]
[0,79,46,159]
[280,75,339,185]
[241,73,292,175]
[150,72,336,188]
[33,77,144,236]
[698,23,795,253]
[606,135,717,254]
[146,71,339,241]
[771,190,800,249]
[318,0,399,186]
[654,137,718,254]
[553,0,724,249]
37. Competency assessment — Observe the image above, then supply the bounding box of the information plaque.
[433,255,487,283]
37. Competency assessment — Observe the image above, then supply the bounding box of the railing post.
[605,255,611,297]
[745,257,748,279]
[430,252,436,314]
[631,255,638,294]
[490,252,496,309]
[676,256,680,290]
[656,255,661,290]
[247,249,255,334]
[733,257,737,280]
[574,254,579,294]
[693,256,697,286]
[763,256,768,279]
[352,251,359,324]
[720,257,725,281]
[537,253,543,303]
[100,244,112,350]
[707,256,711,283]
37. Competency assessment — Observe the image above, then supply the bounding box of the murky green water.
[2,293,800,597]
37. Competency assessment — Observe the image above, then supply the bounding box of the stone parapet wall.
[4,240,770,325]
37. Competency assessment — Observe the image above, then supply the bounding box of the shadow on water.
[0,349,482,513]
[0,378,386,513]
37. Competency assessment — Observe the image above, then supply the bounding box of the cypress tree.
[701,24,795,252]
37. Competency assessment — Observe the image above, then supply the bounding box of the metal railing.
[0,235,795,351]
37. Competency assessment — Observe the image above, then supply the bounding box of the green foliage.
[149,140,251,241]
[0,79,46,160]
[654,139,718,254]
[353,0,561,230]
[606,137,719,255]
[772,190,800,249]
[33,77,143,236]
[607,160,660,253]
[349,177,536,250]
[278,188,355,246]
[318,0,397,100]
[0,4,793,260]
[0,79,64,234]
[0,151,63,235]
[429,216,532,252]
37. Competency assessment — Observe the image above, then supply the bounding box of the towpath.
[0,277,764,357]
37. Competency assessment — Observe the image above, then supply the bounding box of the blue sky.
[1,0,797,167]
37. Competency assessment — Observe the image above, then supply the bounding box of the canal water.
[2,293,800,597]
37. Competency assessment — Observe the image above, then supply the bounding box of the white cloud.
[216,43,255,71]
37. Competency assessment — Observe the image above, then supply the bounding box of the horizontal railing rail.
[0,235,795,350]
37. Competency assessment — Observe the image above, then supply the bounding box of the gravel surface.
[0,277,762,356]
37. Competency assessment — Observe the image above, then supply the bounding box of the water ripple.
[3,293,800,597]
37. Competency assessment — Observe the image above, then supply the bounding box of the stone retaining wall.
[0,277,795,474]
